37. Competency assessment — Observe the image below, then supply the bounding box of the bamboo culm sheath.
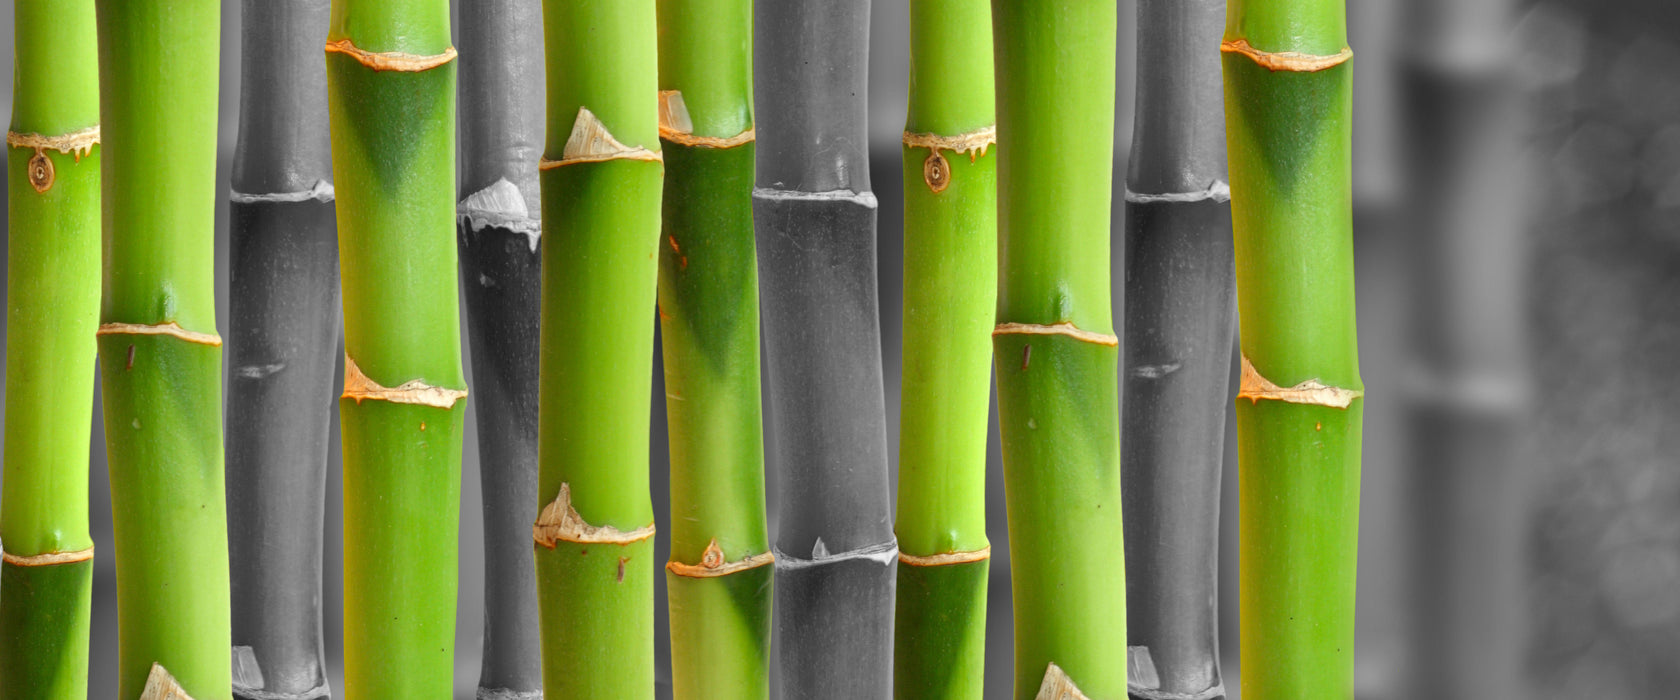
[225,0,338,697]
[532,0,663,697]
[754,0,899,696]
[457,0,546,696]
[655,0,774,695]
[94,0,232,697]
[893,0,996,697]
[325,0,469,697]
[991,0,1127,697]
[1120,0,1233,697]
[1222,0,1365,697]
[1,0,101,698]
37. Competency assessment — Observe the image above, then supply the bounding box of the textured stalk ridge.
[94,0,232,698]
[1120,0,1233,697]
[1222,0,1364,697]
[893,0,996,697]
[754,0,898,696]
[1,1,101,698]
[532,0,663,697]
[457,0,546,696]
[654,0,773,696]
[226,1,338,698]
[325,1,469,697]
[991,0,1126,697]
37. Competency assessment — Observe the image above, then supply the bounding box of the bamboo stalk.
[990,1,1126,698]
[893,0,995,696]
[93,0,231,698]
[225,1,337,697]
[456,0,546,696]
[1222,0,1364,697]
[1398,1,1527,697]
[324,1,468,697]
[0,1,101,698]
[753,0,898,696]
[653,0,773,696]
[531,0,662,696]
[1119,0,1232,697]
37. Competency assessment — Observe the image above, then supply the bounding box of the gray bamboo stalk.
[1399,0,1529,697]
[753,1,896,697]
[1119,0,1233,698]
[457,0,546,697]
[226,1,338,697]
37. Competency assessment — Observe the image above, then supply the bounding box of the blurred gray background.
[3,0,1676,698]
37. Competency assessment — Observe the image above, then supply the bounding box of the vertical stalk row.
[225,0,338,697]
[456,0,546,696]
[1222,1,1364,697]
[531,0,662,697]
[1119,0,1233,697]
[753,0,898,696]
[94,0,232,697]
[654,0,774,696]
[990,0,1127,697]
[0,0,101,697]
[893,0,995,696]
[325,1,468,697]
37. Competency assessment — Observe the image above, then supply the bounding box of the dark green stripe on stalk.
[1223,1,1364,697]
[325,2,468,697]
[534,0,663,697]
[991,0,1126,697]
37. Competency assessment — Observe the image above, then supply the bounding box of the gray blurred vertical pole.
[1119,0,1233,697]
[753,0,898,697]
[1399,0,1530,698]
[226,0,338,697]
[456,0,546,696]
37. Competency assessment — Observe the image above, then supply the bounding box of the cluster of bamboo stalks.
[1,0,1362,698]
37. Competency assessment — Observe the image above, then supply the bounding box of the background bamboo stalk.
[456,0,545,696]
[531,0,662,696]
[0,1,101,698]
[753,0,898,697]
[324,1,468,696]
[225,0,338,697]
[654,0,774,696]
[1119,0,1233,697]
[990,0,1126,698]
[1222,0,1364,697]
[892,0,995,696]
[93,0,232,697]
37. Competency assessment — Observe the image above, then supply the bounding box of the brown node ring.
[923,151,950,193]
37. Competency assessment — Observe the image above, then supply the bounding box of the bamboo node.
[324,38,456,72]
[902,125,996,160]
[899,545,991,567]
[1035,663,1092,700]
[1221,39,1352,72]
[1,546,93,567]
[1237,355,1363,409]
[667,539,776,578]
[541,107,663,169]
[9,126,100,192]
[533,483,656,547]
[140,663,194,700]
[993,322,1119,347]
[657,91,756,148]
[97,322,222,347]
[340,355,467,409]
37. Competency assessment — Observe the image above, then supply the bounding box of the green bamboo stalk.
[324,1,468,697]
[893,0,995,696]
[93,0,231,698]
[531,0,662,696]
[1222,1,1364,698]
[653,0,772,696]
[991,0,1125,697]
[0,1,101,698]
